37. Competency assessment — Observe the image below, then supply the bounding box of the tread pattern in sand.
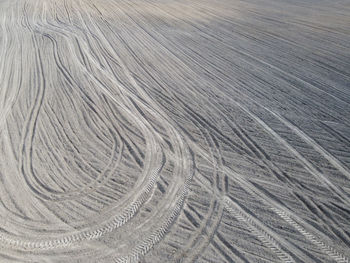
[0,0,350,262]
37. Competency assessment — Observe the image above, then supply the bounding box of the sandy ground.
[0,0,350,262]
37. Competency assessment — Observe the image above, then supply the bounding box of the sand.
[0,0,349,262]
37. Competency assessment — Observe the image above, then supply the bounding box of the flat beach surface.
[0,0,350,262]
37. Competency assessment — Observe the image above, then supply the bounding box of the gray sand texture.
[0,0,350,262]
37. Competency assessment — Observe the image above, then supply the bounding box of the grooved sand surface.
[0,0,350,262]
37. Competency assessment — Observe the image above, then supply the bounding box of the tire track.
[0,0,349,262]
